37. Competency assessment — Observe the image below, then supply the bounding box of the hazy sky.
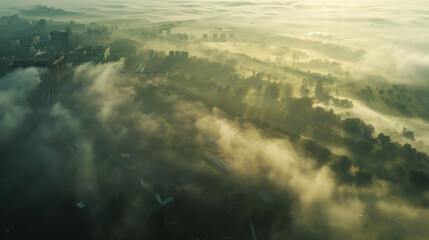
[4,1,429,52]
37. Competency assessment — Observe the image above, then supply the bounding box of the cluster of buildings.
[0,15,282,239]
[155,26,236,42]
[202,33,235,41]
[0,15,112,80]
[0,18,48,58]
[158,28,171,36]
[158,28,188,40]
[70,133,275,239]
[0,14,115,109]
[49,28,71,50]
[68,45,110,64]
[133,49,190,74]
[141,26,237,44]
[168,50,189,61]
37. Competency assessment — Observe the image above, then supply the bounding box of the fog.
[1,1,429,240]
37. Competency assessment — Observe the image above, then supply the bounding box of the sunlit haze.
[1,1,429,240]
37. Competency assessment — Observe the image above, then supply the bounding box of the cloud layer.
[1,60,428,239]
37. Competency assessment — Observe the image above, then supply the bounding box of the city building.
[31,36,41,45]
[205,151,233,173]
[155,193,174,206]
[257,191,274,205]
[178,33,188,40]
[0,15,18,26]
[50,30,69,50]
[181,51,188,60]
[175,51,181,58]
[66,27,72,37]
[38,19,47,29]
[75,202,86,209]
[119,153,136,170]
[48,54,67,82]
[9,39,20,48]
[149,49,155,57]
[4,53,66,82]
[69,46,110,64]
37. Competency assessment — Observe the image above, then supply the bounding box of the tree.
[315,80,323,99]
[402,127,415,141]
[331,156,352,173]
[264,84,280,99]
[355,170,373,186]
[409,170,429,190]
[343,118,374,139]
[283,83,293,98]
